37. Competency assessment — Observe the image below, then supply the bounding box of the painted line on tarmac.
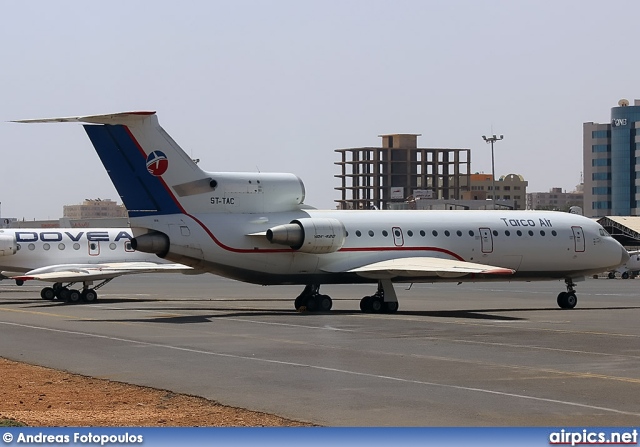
[1,320,639,418]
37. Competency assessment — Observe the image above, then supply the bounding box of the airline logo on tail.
[146,150,169,176]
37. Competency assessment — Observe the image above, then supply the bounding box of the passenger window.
[356,230,362,237]
[368,230,374,237]
[444,230,450,237]
[407,230,413,237]
[456,230,462,237]
[43,243,50,250]
[420,230,426,237]
[492,230,498,236]
[73,243,81,250]
[552,230,557,236]
[505,230,510,236]
[469,230,475,237]
[540,230,546,236]
[58,243,65,250]
[528,230,534,236]
[516,230,522,237]
[432,230,438,237]
[382,230,388,237]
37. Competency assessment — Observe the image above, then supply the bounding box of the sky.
[1,0,638,220]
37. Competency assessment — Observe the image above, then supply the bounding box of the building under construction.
[334,134,470,210]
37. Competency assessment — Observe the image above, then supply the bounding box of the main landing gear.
[294,280,400,314]
[294,284,333,312]
[557,278,578,309]
[40,279,112,304]
[360,279,399,313]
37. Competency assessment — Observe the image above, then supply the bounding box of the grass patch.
[0,418,26,427]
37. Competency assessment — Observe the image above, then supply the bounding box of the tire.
[82,289,98,303]
[41,287,55,300]
[58,288,70,301]
[557,291,568,308]
[384,301,399,313]
[66,289,81,304]
[608,272,616,279]
[565,292,577,309]
[305,295,318,312]
[621,272,629,279]
[360,296,372,313]
[557,291,577,309]
[317,294,332,312]
[370,296,384,313]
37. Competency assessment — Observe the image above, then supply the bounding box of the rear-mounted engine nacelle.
[131,232,170,258]
[266,218,346,254]
[0,234,17,257]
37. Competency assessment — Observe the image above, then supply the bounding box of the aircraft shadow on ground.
[10,297,640,324]
[60,305,640,325]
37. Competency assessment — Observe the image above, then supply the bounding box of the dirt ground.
[0,358,312,427]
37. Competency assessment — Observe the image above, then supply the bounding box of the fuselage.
[134,209,628,285]
[0,228,160,276]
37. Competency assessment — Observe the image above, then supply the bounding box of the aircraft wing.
[347,257,515,279]
[10,262,193,283]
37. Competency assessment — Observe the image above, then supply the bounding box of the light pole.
[482,134,503,208]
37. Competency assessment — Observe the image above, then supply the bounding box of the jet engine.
[266,218,346,254]
[0,234,17,257]
[131,232,170,257]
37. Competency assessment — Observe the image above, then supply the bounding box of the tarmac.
[1,274,639,426]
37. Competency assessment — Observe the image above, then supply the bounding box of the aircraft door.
[572,226,585,252]
[479,227,493,253]
[88,241,100,256]
[392,227,404,247]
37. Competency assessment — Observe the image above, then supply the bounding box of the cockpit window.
[599,228,610,237]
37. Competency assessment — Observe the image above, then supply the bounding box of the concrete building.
[63,199,128,220]
[467,173,528,210]
[583,99,640,217]
[335,134,470,210]
[526,186,584,211]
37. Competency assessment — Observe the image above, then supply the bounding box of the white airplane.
[608,249,640,279]
[14,112,629,312]
[0,227,192,303]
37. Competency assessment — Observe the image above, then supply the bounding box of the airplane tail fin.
[15,112,210,217]
[14,112,306,217]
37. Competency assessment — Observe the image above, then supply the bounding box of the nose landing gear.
[557,278,578,309]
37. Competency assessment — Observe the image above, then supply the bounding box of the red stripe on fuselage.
[121,127,468,260]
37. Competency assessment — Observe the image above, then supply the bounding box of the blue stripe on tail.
[84,124,181,217]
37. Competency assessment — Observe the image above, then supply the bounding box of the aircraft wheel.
[557,291,577,309]
[317,294,332,312]
[370,295,384,313]
[40,287,55,300]
[565,292,577,309]
[360,296,372,312]
[66,289,81,304]
[384,301,399,313]
[82,289,98,303]
[305,295,318,312]
[57,287,70,301]
[608,272,616,279]
[622,272,629,279]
